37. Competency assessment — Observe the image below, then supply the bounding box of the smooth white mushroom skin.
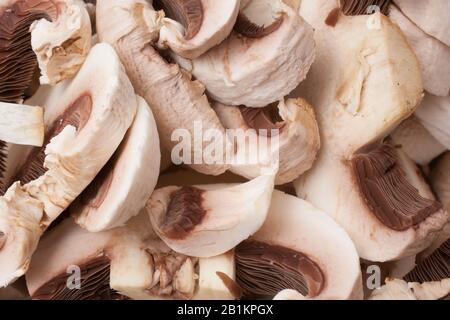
[31,0,92,85]
[0,102,44,147]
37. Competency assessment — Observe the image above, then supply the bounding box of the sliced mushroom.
[393,0,450,47]
[213,98,320,184]
[147,172,275,257]
[292,12,449,262]
[173,0,315,107]
[390,116,445,166]
[71,96,161,232]
[430,152,450,212]
[236,190,363,300]
[389,5,450,97]
[0,43,137,287]
[30,0,92,86]
[369,278,450,300]
[0,102,44,147]
[97,0,232,176]
[415,94,450,149]
[156,0,240,59]
[26,213,236,300]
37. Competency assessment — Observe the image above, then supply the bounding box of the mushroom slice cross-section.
[147,172,276,257]
[0,102,44,147]
[236,190,363,300]
[213,98,320,185]
[156,0,240,59]
[97,0,232,176]
[174,0,315,107]
[0,43,137,287]
[30,0,92,85]
[71,96,161,232]
[26,213,237,300]
[292,13,449,262]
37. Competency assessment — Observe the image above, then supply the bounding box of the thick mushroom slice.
[292,12,449,262]
[30,0,92,85]
[0,43,137,287]
[236,190,363,300]
[369,278,450,300]
[393,0,450,47]
[174,0,315,108]
[0,102,44,147]
[97,0,232,176]
[26,213,236,300]
[389,5,450,97]
[71,96,161,232]
[213,98,320,185]
[415,94,450,149]
[390,116,445,166]
[156,0,240,59]
[147,172,275,257]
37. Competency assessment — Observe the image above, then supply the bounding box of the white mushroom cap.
[298,0,340,29]
[147,172,276,258]
[390,116,445,165]
[415,94,450,149]
[30,0,92,86]
[213,98,320,184]
[393,0,450,47]
[389,6,450,97]
[72,96,161,232]
[175,0,315,108]
[239,190,363,300]
[157,0,240,59]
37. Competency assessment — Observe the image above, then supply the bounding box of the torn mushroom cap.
[97,0,231,176]
[369,278,450,300]
[0,0,58,103]
[236,190,363,300]
[0,43,137,287]
[174,0,315,108]
[415,94,450,149]
[71,96,161,232]
[156,0,240,59]
[394,0,450,47]
[390,115,445,166]
[213,98,320,185]
[290,13,445,262]
[30,0,92,86]
[147,172,275,258]
[0,102,44,147]
[26,213,236,300]
[389,5,450,97]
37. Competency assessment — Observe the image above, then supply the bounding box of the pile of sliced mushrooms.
[0,0,448,301]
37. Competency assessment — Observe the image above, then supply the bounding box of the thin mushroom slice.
[26,213,237,300]
[415,94,450,149]
[369,278,450,300]
[0,102,44,147]
[156,0,240,59]
[292,12,449,262]
[97,0,232,176]
[236,191,363,300]
[213,98,320,185]
[71,96,161,232]
[389,5,450,97]
[0,43,137,287]
[393,0,450,47]
[390,116,445,166]
[147,172,276,258]
[30,0,92,85]
[174,0,315,108]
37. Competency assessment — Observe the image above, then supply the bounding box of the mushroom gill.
[32,255,124,300]
[234,14,283,39]
[153,0,203,40]
[340,0,391,16]
[239,105,284,137]
[235,240,324,298]
[352,143,442,231]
